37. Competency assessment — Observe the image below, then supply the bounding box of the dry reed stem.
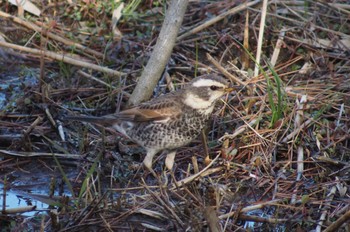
[316,185,337,232]
[254,0,268,77]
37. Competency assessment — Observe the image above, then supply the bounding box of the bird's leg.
[164,150,179,185]
[165,150,177,171]
[143,149,158,177]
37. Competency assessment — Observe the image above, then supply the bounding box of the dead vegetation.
[0,0,349,231]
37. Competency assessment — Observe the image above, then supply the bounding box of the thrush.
[66,74,234,174]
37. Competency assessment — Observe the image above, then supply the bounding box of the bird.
[66,74,234,175]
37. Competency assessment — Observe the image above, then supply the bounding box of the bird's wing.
[117,98,182,123]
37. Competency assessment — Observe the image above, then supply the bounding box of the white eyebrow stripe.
[192,79,226,88]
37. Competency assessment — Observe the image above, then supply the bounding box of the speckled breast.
[128,110,211,151]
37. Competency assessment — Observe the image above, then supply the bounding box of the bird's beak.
[224,87,236,93]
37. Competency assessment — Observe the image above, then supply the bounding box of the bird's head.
[183,74,234,110]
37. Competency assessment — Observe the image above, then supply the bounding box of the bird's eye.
[210,85,219,91]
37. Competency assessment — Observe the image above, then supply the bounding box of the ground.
[0,1,350,231]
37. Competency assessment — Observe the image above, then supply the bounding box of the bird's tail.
[65,115,119,126]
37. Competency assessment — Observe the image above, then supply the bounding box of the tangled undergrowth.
[0,1,349,231]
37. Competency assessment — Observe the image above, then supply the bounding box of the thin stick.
[0,41,124,77]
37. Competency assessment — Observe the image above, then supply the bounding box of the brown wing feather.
[66,92,183,124]
[117,97,182,122]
